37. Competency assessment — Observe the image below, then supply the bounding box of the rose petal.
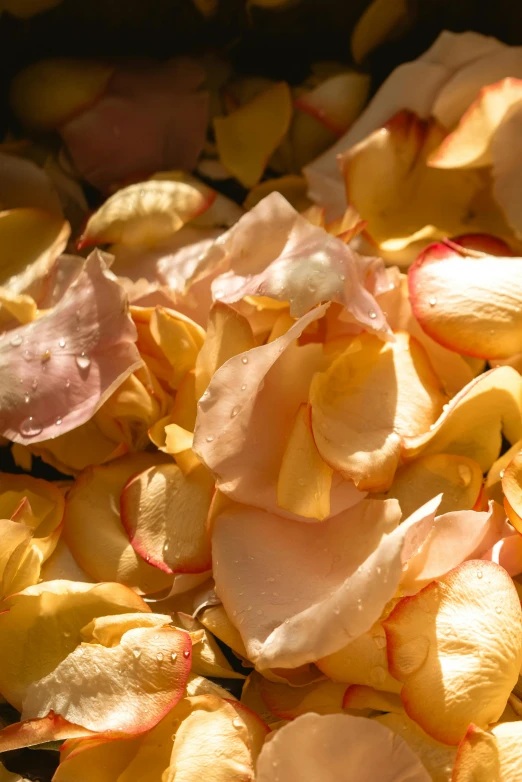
[0,153,62,214]
[0,250,141,444]
[244,175,312,213]
[0,713,95,753]
[199,605,249,659]
[198,192,390,328]
[294,72,370,136]
[343,685,404,714]
[341,112,510,252]
[256,713,431,781]
[212,498,411,669]
[214,82,292,188]
[64,454,173,594]
[310,332,447,491]
[194,304,365,519]
[120,463,214,575]
[379,454,483,519]
[384,560,522,744]
[80,180,215,249]
[172,613,245,680]
[350,0,408,64]
[453,721,522,782]
[375,712,457,782]
[258,677,347,720]
[409,241,522,359]
[0,580,149,710]
[22,623,191,733]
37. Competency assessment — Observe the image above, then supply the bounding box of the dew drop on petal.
[76,352,91,370]
[31,379,38,390]
[10,334,22,347]
[171,652,178,662]
[23,393,30,404]
[55,417,62,426]
[206,435,214,443]
[368,309,377,320]
[477,569,483,579]
[429,297,437,307]
[231,406,240,418]
[373,635,386,650]
[241,356,248,364]
[241,384,247,391]
[41,349,51,363]
[65,379,71,389]
[20,417,43,437]
[458,464,472,486]
[58,338,66,348]
[133,649,141,659]
[156,653,164,662]
[232,718,243,729]
[183,649,190,659]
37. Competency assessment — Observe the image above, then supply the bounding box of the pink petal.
[193,304,365,520]
[60,58,208,191]
[0,250,142,444]
[212,498,410,669]
[482,533,522,576]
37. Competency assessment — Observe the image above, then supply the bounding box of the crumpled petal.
[256,713,431,781]
[378,453,483,519]
[172,612,245,680]
[64,453,173,594]
[310,332,447,491]
[375,712,457,782]
[194,304,365,520]
[0,250,142,444]
[196,192,390,328]
[409,240,522,359]
[22,623,192,733]
[0,580,149,710]
[341,112,509,252]
[384,560,522,744]
[453,721,522,782]
[120,463,214,575]
[212,498,411,670]
[403,366,522,471]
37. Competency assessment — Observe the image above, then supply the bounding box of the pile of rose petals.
[3,22,522,782]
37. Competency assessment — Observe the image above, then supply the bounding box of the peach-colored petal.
[256,712,431,781]
[0,713,95,753]
[172,612,245,680]
[403,367,522,471]
[384,560,522,744]
[294,72,370,135]
[194,304,365,519]
[310,332,447,491]
[0,580,149,710]
[212,498,411,669]
[197,192,390,328]
[60,58,208,191]
[244,175,312,213]
[409,241,522,359]
[453,721,522,782]
[379,454,483,519]
[22,624,191,733]
[343,685,404,714]
[64,454,173,594]
[482,533,522,576]
[401,499,509,594]
[120,463,213,575]
[375,712,457,782]
[40,538,93,584]
[258,677,347,720]
[342,112,510,252]
[200,605,249,659]
[0,250,141,444]
[350,0,408,64]
[0,153,62,214]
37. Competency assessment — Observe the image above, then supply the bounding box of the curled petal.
[258,677,347,720]
[256,713,431,781]
[0,250,142,444]
[501,449,522,534]
[453,721,522,782]
[343,685,404,714]
[294,72,370,136]
[384,560,522,744]
[310,332,447,491]
[22,624,191,733]
[0,713,95,753]
[120,463,214,575]
[409,241,522,359]
[199,192,390,328]
[200,605,249,659]
[244,175,312,213]
[403,367,522,471]
[194,304,365,519]
[172,612,245,680]
[0,580,149,710]
[212,498,410,669]
[64,454,173,594]
[0,153,62,214]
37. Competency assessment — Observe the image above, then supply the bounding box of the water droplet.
[247,605,252,612]
[231,406,240,418]
[495,606,502,615]
[477,569,483,579]
[22,350,32,362]
[76,352,91,370]
[20,417,42,437]
[65,379,71,389]
[206,435,214,443]
[429,297,437,307]
[183,649,190,659]
[55,417,62,426]
[171,652,178,662]
[146,555,150,563]
[241,383,247,391]
[340,274,346,282]
[500,469,505,479]
[458,464,472,486]
[133,649,141,659]
[256,609,263,616]
[368,309,377,320]
[23,393,30,404]
[373,635,387,650]
[267,577,275,583]
[232,718,243,729]
[156,653,164,662]
[31,379,38,390]
[240,356,249,365]
[58,338,66,348]
[41,349,51,363]
[10,334,22,347]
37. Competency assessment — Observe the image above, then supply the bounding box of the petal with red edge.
[310,332,447,491]
[120,463,213,575]
[171,613,245,680]
[295,72,370,136]
[0,250,141,444]
[403,367,522,471]
[453,721,522,782]
[384,560,522,744]
[64,454,173,594]
[0,580,149,710]
[409,241,522,359]
[343,685,404,714]
[256,713,431,781]
[212,498,409,669]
